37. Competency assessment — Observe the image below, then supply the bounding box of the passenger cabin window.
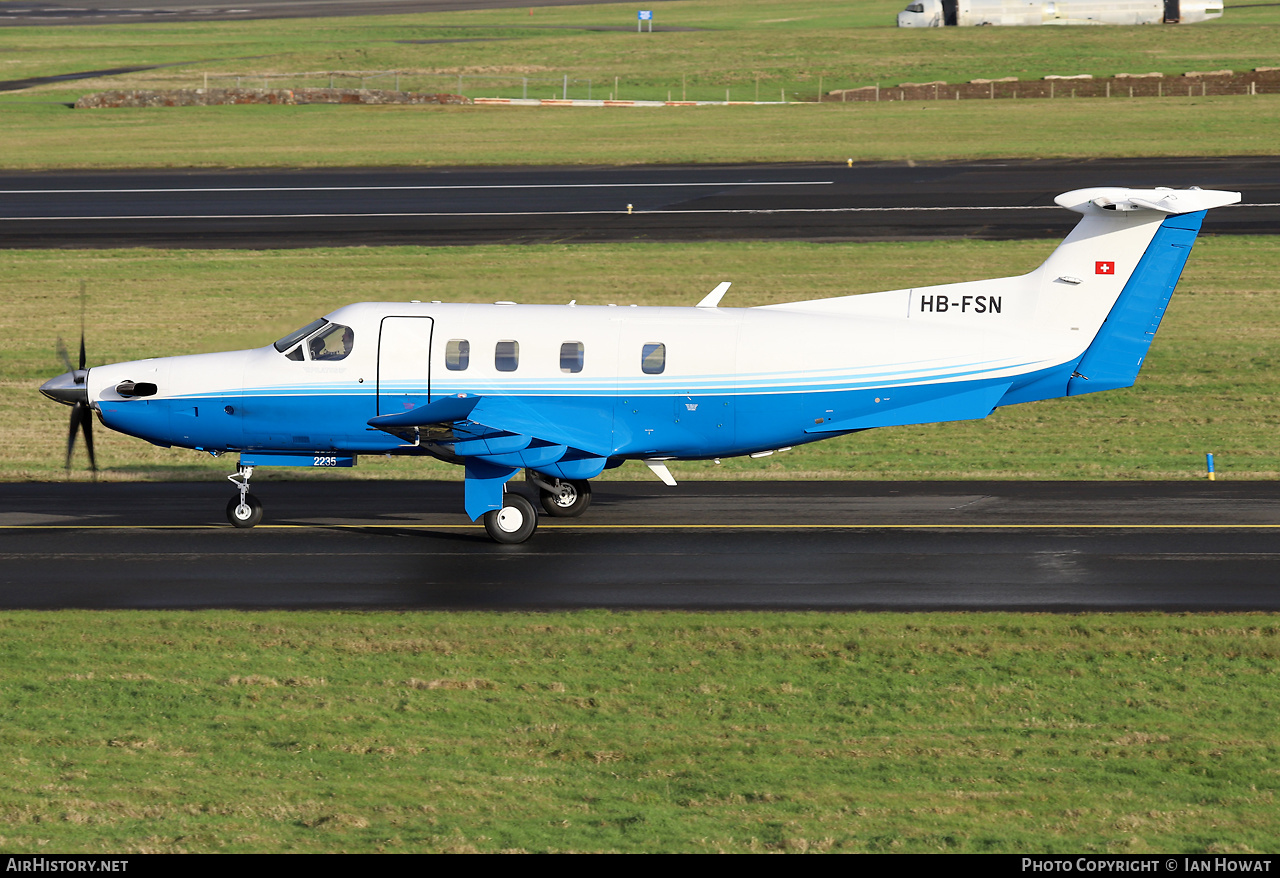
[446,339,470,371]
[495,340,519,372]
[560,341,584,373]
[641,343,666,375]
[309,323,354,361]
[273,318,327,354]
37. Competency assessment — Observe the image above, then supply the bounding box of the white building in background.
[897,0,1223,27]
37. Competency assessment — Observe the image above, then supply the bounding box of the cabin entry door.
[376,316,434,416]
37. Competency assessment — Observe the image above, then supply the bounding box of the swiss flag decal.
[1096,261,1115,275]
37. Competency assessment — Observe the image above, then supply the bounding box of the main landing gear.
[483,477,592,544]
[483,492,538,544]
[529,475,593,518]
[226,464,263,528]
[538,478,593,518]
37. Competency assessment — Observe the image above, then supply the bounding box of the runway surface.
[2,158,1276,248]
[3,480,1278,611]
[0,0,622,26]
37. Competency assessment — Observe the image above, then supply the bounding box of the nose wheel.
[225,464,264,528]
[226,493,263,528]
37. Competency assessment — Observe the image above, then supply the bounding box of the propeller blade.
[55,337,73,373]
[65,402,81,471]
[57,283,97,477]
[64,402,99,476]
[81,403,97,474]
[78,281,87,371]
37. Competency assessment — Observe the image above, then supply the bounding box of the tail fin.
[1046,187,1239,396]
[761,185,1239,408]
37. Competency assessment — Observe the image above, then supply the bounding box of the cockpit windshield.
[308,323,355,361]
[273,318,327,353]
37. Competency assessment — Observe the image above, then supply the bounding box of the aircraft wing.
[367,393,614,459]
[466,397,614,458]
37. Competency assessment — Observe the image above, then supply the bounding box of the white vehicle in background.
[897,0,1223,26]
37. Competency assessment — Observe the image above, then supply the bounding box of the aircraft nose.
[40,370,88,406]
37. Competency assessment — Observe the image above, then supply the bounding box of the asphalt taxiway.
[2,480,1277,611]
[2,158,1276,248]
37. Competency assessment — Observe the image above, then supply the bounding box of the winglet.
[696,282,731,308]
[644,459,678,486]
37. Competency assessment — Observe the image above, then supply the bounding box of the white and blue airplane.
[41,186,1239,543]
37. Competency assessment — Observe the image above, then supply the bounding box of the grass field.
[5,0,1278,97]
[8,235,1280,483]
[0,610,1275,853]
[4,95,1280,168]
[0,1,1278,168]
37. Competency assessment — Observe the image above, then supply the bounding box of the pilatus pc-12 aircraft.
[41,186,1239,543]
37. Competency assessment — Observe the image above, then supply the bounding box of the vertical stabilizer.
[1067,209,1202,395]
[1048,187,1239,396]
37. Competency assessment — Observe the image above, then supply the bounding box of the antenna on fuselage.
[696,282,731,309]
[691,285,732,309]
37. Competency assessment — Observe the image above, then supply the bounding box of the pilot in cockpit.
[310,325,354,361]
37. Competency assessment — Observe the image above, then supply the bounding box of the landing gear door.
[377,316,434,416]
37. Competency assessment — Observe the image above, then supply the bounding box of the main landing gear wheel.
[539,478,592,518]
[226,493,263,528]
[483,493,538,544]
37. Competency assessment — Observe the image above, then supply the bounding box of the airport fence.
[193,68,1280,104]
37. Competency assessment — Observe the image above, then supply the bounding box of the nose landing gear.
[226,464,263,528]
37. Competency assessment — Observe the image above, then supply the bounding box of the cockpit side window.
[274,318,328,353]
[309,323,355,361]
[907,2,924,10]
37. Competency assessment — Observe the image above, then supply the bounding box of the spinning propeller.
[39,283,96,475]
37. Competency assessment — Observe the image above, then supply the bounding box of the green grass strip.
[2,96,1278,168]
[0,610,1275,853]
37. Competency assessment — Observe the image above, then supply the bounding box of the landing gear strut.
[226,464,263,528]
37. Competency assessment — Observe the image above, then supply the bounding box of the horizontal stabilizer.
[1055,187,1240,216]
